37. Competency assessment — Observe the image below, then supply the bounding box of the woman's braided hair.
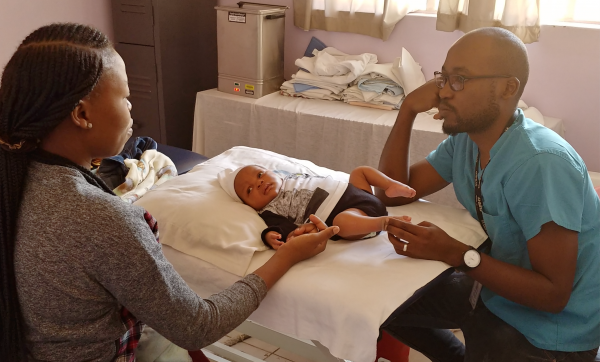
[0,23,111,360]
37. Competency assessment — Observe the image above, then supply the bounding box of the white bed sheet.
[161,200,487,362]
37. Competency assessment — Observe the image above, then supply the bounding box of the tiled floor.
[209,329,465,362]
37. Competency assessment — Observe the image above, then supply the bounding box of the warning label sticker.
[228,12,246,23]
[245,90,254,95]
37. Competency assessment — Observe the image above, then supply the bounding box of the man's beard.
[441,89,501,136]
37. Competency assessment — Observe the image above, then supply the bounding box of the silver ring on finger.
[403,243,408,252]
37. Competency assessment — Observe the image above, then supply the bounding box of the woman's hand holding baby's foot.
[382,216,412,230]
[385,180,416,198]
[266,231,284,250]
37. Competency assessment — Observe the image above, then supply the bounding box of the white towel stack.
[280,47,377,101]
[281,47,426,110]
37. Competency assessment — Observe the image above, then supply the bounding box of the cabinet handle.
[237,1,288,10]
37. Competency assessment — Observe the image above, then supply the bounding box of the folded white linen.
[280,89,343,101]
[282,80,343,101]
[279,81,340,100]
[296,47,378,78]
[294,47,377,85]
[343,85,404,109]
[357,75,404,96]
[287,77,347,94]
[292,68,353,86]
[357,62,403,85]
[313,47,378,77]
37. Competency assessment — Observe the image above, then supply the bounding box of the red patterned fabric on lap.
[112,210,158,361]
[113,308,144,362]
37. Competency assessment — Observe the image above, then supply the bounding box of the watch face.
[464,249,481,268]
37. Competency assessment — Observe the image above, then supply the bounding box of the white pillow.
[135,146,350,276]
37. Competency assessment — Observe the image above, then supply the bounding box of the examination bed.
[135,146,488,362]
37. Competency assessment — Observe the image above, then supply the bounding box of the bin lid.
[215,2,287,15]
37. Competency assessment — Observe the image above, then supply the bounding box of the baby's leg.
[349,166,415,198]
[332,208,411,240]
[332,208,383,240]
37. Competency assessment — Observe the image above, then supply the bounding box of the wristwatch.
[457,247,481,272]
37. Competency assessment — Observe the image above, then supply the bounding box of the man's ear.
[71,100,91,129]
[502,77,521,100]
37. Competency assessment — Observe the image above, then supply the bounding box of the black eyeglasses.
[434,71,512,91]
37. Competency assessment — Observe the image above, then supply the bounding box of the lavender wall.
[220,0,600,172]
[0,0,113,70]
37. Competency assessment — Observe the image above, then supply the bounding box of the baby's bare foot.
[385,181,416,198]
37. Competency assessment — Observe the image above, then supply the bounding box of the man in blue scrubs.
[377,27,600,361]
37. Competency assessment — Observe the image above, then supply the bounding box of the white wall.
[0,0,113,70]
[220,0,600,172]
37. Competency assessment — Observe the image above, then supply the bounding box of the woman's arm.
[97,208,336,350]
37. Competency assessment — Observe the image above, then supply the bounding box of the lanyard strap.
[473,115,516,236]
[474,151,488,235]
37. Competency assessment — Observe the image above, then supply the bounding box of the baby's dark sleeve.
[259,211,298,248]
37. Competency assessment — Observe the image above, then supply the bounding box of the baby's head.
[218,165,282,210]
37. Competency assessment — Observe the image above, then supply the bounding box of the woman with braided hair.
[0,23,338,361]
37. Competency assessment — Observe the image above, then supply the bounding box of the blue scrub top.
[426,109,600,351]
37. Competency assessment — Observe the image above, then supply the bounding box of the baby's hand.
[266,231,285,250]
[286,219,320,242]
[385,181,416,199]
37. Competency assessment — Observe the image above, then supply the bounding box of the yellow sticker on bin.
[245,84,255,91]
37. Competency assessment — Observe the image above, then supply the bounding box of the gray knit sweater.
[14,162,267,361]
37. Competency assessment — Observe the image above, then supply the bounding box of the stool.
[376,330,410,362]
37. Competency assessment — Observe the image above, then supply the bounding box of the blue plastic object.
[304,36,327,57]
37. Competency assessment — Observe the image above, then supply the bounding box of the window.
[540,0,600,24]
[318,0,600,24]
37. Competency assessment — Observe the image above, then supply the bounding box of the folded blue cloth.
[357,78,403,96]
[293,83,319,92]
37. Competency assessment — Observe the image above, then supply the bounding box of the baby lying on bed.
[218,165,415,249]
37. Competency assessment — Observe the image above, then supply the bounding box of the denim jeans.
[382,272,599,362]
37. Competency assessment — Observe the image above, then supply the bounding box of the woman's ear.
[502,77,521,100]
[71,100,92,129]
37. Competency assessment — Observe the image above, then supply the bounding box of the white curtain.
[293,0,422,40]
[293,0,598,43]
[436,0,541,43]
